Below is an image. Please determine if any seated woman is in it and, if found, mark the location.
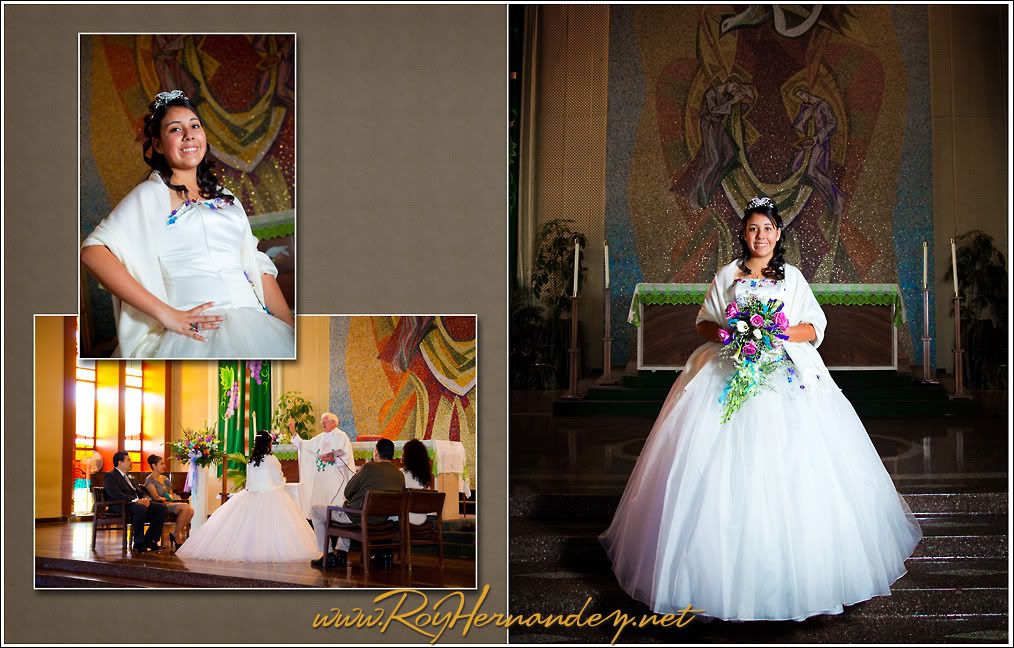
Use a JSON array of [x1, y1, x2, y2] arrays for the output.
[[145, 454, 195, 550], [175, 431, 318, 562], [401, 438, 434, 525]]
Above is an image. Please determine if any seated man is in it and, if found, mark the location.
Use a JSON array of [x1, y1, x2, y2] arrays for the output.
[[103, 451, 168, 552], [311, 438, 405, 568]]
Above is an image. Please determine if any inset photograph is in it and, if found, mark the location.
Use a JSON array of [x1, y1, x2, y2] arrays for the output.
[[35, 314, 476, 589], [78, 34, 296, 359]]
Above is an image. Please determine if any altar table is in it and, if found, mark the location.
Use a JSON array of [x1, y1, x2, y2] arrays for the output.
[[628, 283, 907, 371]]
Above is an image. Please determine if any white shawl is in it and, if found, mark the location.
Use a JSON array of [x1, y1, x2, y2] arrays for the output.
[[81, 172, 277, 357], [675, 260, 834, 395]]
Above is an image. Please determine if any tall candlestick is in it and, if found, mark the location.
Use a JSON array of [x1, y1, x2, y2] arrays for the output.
[[604, 241, 610, 289], [922, 241, 928, 289], [252, 411, 256, 434], [572, 239, 581, 297], [950, 238, 959, 297]]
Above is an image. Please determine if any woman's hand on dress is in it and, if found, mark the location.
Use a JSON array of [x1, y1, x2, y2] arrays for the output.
[[786, 322, 817, 343], [696, 321, 724, 344], [156, 301, 225, 342]]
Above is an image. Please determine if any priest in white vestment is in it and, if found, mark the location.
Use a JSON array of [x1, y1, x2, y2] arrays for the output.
[[291, 412, 357, 554]]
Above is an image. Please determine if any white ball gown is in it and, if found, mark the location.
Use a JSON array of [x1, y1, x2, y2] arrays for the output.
[[147, 197, 294, 359], [599, 271, 923, 621], [176, 455, 318, 562], [82, 173, 294, 359]]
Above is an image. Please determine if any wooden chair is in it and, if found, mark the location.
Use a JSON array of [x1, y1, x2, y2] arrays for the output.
[[405, 488, 446, 570], [90, 486, 130, 552], [325, 490, 407, 575]]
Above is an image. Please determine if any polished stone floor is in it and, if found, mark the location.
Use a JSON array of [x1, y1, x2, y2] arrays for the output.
[[508, 382, 1009, 644]]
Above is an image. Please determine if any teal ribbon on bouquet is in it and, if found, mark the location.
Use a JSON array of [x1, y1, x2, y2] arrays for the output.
[[717, 296, 791, 423]]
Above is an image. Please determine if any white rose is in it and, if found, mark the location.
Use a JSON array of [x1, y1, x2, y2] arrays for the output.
[[753, 328, 762, 339], [736, 320, 749, 333]]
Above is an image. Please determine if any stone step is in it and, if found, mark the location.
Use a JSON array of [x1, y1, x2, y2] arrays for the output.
[[586, 383, 953, 402], [508, 570, 1007, 620], [506, 568, 1008, 644], [507, 615, 1009, 645], [508, 519, 1007, 568], [35, 570, 147, 588], [553, 397, 980, 418], [509, 489, 1008, 520]]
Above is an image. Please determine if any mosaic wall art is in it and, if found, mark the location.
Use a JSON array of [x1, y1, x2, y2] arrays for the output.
[[330, 316, 477, 484], [605, 5, 933, 366]]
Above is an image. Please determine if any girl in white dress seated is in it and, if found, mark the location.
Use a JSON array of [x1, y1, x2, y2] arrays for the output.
[[80, 89, 294, 359], [600, 197, 922, 621], [176, 431, 318, 563]]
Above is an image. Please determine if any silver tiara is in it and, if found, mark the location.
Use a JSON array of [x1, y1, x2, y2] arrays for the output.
[[747, 196, 775, 210], [152, 89, 187, 110]]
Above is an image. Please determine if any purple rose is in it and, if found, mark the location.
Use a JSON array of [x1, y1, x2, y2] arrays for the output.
[[742, 341, 758, 356], [717, 328, 732, 345], [749, 314, 764, 328], [725, 302, 739, 318], [773, 311, 789, 330]]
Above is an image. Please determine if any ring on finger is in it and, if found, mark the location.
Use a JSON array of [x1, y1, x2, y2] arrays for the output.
[[190, 322, 200, 333]]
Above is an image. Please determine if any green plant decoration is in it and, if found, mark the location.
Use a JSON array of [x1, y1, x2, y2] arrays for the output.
[[530, 218, 588, 319], [225, 452, 248, 492], [271, 391, 315, 440], [942, 230, 1008, 389]]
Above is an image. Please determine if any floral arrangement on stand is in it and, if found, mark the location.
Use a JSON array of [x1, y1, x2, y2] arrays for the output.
[[169, 423, 225, 493], [717, 296, 791, 423]]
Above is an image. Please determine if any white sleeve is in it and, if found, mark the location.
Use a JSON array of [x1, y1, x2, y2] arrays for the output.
[[234, 197, 279, 278], [696, 272, 727, 327], [792, 267, 827, 348]]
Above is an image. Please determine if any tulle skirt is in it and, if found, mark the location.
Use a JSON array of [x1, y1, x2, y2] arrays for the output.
[[176, 487, 318, 562], [145, 306, 294, 359], [599, 353, 923, 621]]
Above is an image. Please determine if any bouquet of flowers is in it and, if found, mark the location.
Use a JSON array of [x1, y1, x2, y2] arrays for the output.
[[169, 423, 225, 469], [717, 296, 791, 423]]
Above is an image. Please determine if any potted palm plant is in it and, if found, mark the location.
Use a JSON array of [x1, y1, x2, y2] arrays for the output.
[[511, 218, 588, 388], [942, 230, 1008, 411]]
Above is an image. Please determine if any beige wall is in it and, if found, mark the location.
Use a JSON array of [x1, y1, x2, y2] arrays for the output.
[[929, 4, 1008, 373], [275, 315, 331, 431], [170, 361, 219, 511], [34, 317, 65, 519], [533, 5, 611, 369]]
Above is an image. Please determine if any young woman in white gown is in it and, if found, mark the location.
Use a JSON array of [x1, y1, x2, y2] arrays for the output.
[[176, 431, 318, 562], [80, 90, 294, 359], [600, 197, 923, 621]]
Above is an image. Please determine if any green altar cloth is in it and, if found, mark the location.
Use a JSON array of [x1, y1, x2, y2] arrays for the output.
[[628, 283, 907, 328]]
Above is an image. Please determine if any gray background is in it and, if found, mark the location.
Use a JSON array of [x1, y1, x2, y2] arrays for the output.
[[5, 4, 507, 644]]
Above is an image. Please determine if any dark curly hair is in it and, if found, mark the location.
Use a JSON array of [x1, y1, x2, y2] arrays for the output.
[[250, 430, 273, 467], [736, 199, 786, 280], [402, 438, 432, 488], [141, 93, 233, 203]]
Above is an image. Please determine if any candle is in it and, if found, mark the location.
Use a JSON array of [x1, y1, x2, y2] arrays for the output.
[[572, 238, 581, 297], [604, 241, 610, 289], [922, 241, 928, 289], [950, 238, 959, 297], [252, 411, 256, 434]]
